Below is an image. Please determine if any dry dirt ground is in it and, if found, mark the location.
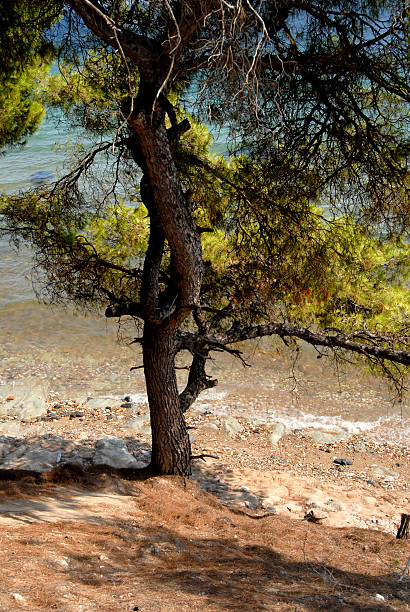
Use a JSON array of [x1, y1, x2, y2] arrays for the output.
[[0, 471, 409, 612]]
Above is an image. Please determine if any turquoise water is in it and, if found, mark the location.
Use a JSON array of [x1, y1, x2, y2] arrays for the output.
[[0, 115, 407, 438], [0, 115, 130, 364], [0, 113, 226, 362]]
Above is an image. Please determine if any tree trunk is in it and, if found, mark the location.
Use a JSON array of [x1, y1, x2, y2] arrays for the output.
[[143, 322, 191, 475], [396, 513, 409, 539]]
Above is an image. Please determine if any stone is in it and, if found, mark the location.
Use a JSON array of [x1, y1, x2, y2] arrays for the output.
[[0, 448, 62, 472], [326, 498, 346, 512], [61, 452, 89, 468], [125, 414, 150, 433], [268, 423, 288, 445], [244, 499, 259, 510], [0, 421, 22, 436], [47, 557, 70, 571], [333, 458, 353, 466], [69, 411, 84, 419], [369, 466, 399, 482], [11, 593, 25, 603], [306, 430, 346, 444], [189, 434, 195, 444], [0, 379, 48, 419], [127, 393, 149, 404], [121, 402, 134, 408], [199, 423, 219, 433], [222, 416, 243, 438], [84, 398, 112, 411], [0, 440, 11, 458], [93, 437, 145, 469], [96, 435, 125, 448]]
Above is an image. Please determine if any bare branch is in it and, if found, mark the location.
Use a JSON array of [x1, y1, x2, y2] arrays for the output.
[[177, 322, 410, 368], [67, 0, 160, 64]]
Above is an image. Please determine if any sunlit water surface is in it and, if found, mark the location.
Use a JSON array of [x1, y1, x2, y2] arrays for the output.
[[0, 115, 407, 442]]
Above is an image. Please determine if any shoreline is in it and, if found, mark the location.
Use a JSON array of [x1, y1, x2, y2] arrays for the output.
[[0, 386, 408, 536]]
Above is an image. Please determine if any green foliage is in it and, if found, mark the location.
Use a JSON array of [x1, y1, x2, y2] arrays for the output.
[[0, 1, 408, 392], [0, 0, 62, 148], [38, 50, 139, 132], [0, 60, 50, 148], [1, 101, 407, 341]]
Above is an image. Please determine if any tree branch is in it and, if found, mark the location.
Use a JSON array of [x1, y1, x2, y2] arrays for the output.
[[177, 322, 410, 367], [67, 0, 160, 65], [105, 301, 142, 318], [179, 350, 218, 413]]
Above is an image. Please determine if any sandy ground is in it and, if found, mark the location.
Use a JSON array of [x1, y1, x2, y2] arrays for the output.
[[0, 473, 409, 611], [0, 414, 409, 611], [0, 352, 409, 610]]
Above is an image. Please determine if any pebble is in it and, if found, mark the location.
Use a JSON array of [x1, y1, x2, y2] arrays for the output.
[[306, 431, 346, 444], [333, 458, 353, 466], [11, 593, 25, 602]]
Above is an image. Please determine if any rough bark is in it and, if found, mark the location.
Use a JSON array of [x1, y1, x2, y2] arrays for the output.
[[128, 94, 203, 475], [130, 107, 203, 326], [177, 323, 410, 367], [143, 322, 191, 475], [179, 351, 218, 413]]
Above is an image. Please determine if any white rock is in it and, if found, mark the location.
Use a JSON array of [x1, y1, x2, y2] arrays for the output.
[[0, 448, 61, 472], [125, 415, 150, 433], [375, 594, 385, 601], [222, 416, 243, 437], [305, 430, 346, 444], [0, 378, 49, 419], [127, 393, 148, 404], [268, 423, 288, 444], [48, 557, 70, 570], [327, 499, 346, 512], [369, 466, 399, 481], [11, 593, 25, 602], [85, 398, 115, 410], [93, 438, 145, 469]]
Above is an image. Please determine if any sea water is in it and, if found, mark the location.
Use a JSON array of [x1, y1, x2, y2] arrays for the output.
[[0, 114, 407, 441]]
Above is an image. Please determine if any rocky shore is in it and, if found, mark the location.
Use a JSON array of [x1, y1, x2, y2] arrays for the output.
[[0, 383, 408, 537]]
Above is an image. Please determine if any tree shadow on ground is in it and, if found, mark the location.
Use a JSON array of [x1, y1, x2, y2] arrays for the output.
[[52, 519, 407, 611], [0, 434, 152, 524], [0, 439, 408, 610]]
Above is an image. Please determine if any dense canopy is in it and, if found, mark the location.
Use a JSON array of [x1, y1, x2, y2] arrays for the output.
[[0, 1, 409, 475]]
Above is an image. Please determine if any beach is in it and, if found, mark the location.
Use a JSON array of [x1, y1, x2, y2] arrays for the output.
[[0, 341, 408, 536]]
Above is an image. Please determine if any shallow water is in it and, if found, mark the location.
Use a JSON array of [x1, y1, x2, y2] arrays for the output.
[[0, 115, 408, 443]]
